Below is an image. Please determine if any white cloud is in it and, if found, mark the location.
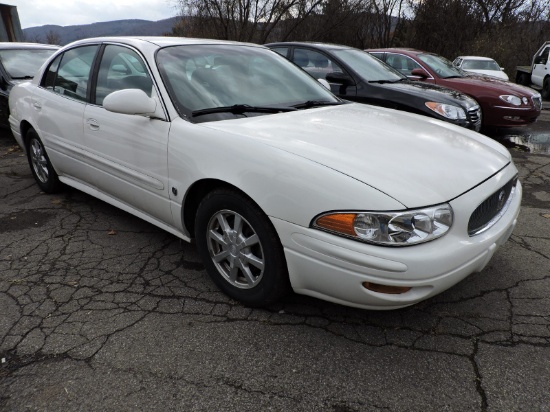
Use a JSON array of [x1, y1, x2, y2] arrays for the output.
[[10, 0, 180, 28]]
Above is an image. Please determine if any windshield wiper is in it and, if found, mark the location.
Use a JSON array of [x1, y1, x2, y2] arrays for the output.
[[292, 100, 344, 109], [192, 104, 297, 117], [369, 79, 407, 84]]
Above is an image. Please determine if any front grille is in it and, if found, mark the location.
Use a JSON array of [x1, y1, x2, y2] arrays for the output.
[[532, 95, 542, 111], [467, 106, 482, 130], [468, 176, 517, 236]]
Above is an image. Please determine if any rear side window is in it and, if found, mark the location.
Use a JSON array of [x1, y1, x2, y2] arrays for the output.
[[41, 45, 99, 102]]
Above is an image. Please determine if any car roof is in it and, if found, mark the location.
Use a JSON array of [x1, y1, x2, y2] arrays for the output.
[[456, 56, 496, 61], [65, 36, 263, 49], [367, 48, 421, 54], [266, 41, 354, 51], [0, 42, 60, 50]]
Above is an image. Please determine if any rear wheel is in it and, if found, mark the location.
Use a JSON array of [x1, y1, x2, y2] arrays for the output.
[[26, 129, 62, 193], [517, 72, 530, 86], [195, 189, 290, 306]]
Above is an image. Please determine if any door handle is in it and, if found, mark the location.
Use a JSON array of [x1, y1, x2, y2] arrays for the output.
[[86, 118, 100, 131]]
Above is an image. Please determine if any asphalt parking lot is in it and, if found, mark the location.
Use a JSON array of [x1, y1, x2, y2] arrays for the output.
[[1, 109, 549, 411]]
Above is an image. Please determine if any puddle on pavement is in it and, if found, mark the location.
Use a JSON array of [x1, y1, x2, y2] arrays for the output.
[[499, 134, 550, 155]]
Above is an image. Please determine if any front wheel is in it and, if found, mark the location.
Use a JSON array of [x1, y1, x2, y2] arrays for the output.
[[26, 129, 62, 193], [195, 189, 290, 306], [542, 77, 550, 100]]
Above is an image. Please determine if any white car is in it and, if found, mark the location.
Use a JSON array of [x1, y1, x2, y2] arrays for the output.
[[9, 37, 521, 310], [453, 56, 510, 81]]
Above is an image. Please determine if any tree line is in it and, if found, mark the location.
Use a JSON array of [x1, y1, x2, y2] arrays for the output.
[[171, 0, 550, 78]]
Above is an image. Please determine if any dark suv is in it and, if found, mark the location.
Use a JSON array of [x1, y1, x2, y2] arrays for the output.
[[266, 42, 482, 131]]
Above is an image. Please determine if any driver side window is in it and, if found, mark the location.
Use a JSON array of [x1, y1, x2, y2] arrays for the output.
[[538, 47, 549, 64], [94, 45, 153, 106], [385, 54, 421, 76], [292, 48, 343, 81]]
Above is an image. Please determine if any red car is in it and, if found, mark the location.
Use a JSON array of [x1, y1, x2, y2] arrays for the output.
[[367, 48, 542, 128]]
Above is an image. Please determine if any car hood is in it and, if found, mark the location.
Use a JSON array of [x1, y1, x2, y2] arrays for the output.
[[375, 80, 479, 108], [443, 75, 535, 96], [202, 103, 510, 208], [463, 70, 509, 81]]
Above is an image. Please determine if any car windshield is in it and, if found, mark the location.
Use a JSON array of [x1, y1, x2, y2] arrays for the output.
[[462, 59, 500, 71], [418, 53, 464, 79], [0, 49, 57, 78], [331, 48, 405, 82], [156, 44, 339, 122]]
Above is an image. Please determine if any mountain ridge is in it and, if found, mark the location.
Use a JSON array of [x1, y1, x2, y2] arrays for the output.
[[22, 17, 179, 45]]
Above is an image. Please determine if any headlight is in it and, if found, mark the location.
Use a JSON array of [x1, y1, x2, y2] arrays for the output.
[[499, 95, 522, 106], [313, 204, 453, 246], [425, 102, 466, 120]]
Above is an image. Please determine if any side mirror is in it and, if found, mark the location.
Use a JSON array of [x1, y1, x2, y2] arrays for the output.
[[326, 71, 354, 85], [410, 68, 429, 79], [104, 89, 157, 116], [317, 78, 330, 89]]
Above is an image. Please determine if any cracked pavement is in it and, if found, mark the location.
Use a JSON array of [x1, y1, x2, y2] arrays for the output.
[[1, 112, 549, 411]]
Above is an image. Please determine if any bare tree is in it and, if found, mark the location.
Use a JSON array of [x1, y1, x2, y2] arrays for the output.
[[175, 0, 328, 43], [368, 0, 407, 47], [171, 0, 550, 73], [45, 30, 61, 45]]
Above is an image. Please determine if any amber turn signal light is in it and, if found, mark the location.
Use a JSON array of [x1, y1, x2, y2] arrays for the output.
[[315, 213, 357, 236]]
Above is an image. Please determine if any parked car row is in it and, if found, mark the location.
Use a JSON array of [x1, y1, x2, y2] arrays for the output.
[[267, 42, 482, 131], [368, 48, 541, 128], [6, 37, 524, 310]]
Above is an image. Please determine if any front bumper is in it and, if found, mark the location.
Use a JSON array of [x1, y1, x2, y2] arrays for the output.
[[271, 166, 522, 310], [483, 104, 540, 127]]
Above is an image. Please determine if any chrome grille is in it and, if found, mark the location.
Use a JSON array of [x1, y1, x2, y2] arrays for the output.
[[467, 106, 482, 130], [532, 95, 542, 111], [468, 176, 517, 236]]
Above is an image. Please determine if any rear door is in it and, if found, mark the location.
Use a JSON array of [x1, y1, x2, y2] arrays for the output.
[[32, 45, 99, 181]]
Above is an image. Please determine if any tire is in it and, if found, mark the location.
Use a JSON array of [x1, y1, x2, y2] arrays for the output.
[[26, 129, 62, 193], [195, 189, 290, 306], [517, 72, 530, 86], [542, 77, 550, 100]]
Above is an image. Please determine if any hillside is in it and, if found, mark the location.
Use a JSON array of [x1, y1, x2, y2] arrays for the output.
[[22, 17, 179, 45]]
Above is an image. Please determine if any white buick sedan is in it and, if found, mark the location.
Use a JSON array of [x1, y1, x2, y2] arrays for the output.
[[9, 37, 521, 310]]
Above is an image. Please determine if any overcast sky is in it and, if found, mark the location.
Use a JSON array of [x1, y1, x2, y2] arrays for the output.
[[11, 0, 179, 28]]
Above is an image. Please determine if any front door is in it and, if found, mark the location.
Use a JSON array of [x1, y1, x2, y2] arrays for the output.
[[83, 44, 173, 226]]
